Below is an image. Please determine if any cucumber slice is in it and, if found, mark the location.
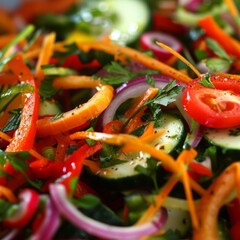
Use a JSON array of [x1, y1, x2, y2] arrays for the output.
[[204, 127, 240, 150], [39, 100, 61, 117], [80, 0, 150, 45], [92, 114, 185, 189]]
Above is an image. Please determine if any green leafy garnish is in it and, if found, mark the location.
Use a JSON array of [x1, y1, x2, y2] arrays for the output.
[[0, 151, 41, 189], [198, 72, 215, 88], [51, 112, 64, 121], [1, 109, 21, 132], [205, 37, 233, 71], [135, 157, 159, 191], [39, 78, 59, 100], [101, 61, 158, 86]]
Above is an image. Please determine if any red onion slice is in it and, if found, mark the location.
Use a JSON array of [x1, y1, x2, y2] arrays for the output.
[[29, 196, 60, 240], [102, 74, 181, 127], [2, 229, 19, 240], [50, 184, 167, 240], [140, 32, 183, 62]]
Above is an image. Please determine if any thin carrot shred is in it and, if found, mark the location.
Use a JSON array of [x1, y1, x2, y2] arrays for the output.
[[35, 32, 56, 83], [156, 42, 201, 78], [235, 164, 240, 199], [137, 174, 179, 225], [0, 131, 12, 142], [77, 41, 193, 84], [224, 0, 239, 17], [53, 76, 101, 89], [0, 186, 17, 203], [69, 131, 205, 196]]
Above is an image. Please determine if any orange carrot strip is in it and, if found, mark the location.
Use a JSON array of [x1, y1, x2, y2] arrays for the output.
[[35, 32, 56, 83], [137, 174, 179, 225], [0, 186, 17, 203], [199, 15, 240, 59], [193, 162, 240, 240], [0, 131, 12, 142], [125, 88, 159, 118], [37, 84, 114, 137], [224, 0, 239, 17], [53, 76, 101, 89], [69, 131, 206, 196], [77, 41, 193, 84], [156, 42, 201, 78]]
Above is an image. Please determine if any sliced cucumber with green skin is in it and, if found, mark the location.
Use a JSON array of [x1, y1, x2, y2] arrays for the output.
[[81, 0, 150, 45], [90, 114, 185, 190], [39, 100, 61, 117], [204, 127, 240, 150]]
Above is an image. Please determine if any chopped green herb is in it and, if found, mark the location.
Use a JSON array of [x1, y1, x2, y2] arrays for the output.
[[39, 78, 59, 100], [2, 108, 21, 133], [198, 72, 215, 88], [51, 112, 64, 121]]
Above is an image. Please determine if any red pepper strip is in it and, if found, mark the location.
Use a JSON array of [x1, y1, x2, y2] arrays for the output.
[[0, 54, 39, 186], [50, 54, 101, 70], [152, 12, 188, 35], [198, 15, 240, 59], [6, 54, 40, 151], [32, 142, 102, 192], [4, 188, 39, 228]]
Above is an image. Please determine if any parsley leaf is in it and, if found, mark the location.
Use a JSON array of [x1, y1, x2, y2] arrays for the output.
[[101, 61, 158, 86], [206, 38, 231, 61], [205, 58, 232, 72], [0, 151, 41, 189], [39, 78, 59, 100], [204, 38, 233, 71], [1, 108, 21, 132], [198, 72, 215, 88]]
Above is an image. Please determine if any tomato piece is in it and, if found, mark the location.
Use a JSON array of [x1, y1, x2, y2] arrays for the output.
[[182, 76, 240, 128]]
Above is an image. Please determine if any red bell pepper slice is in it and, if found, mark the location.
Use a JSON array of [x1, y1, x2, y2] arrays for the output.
[[32, 142, 102, 192], [6, 54, 40, 152], [0, 54, 39, 186]]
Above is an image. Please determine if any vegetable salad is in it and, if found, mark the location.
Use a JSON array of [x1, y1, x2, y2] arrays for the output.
[[0, 0, 240, 239]]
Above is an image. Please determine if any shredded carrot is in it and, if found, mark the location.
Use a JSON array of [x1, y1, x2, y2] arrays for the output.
[[0, 131, 12, 142], [0, 186, 17, 203], [235, 164, 240, 199], [199, 15, 240, 59], [35, 32, 56, 83], [53, 76, 101, 89], [124, 88, 159, 134], [138, 174, 179, 225], [193, 162, 240, 240], [139, 122, 155, 139], [224, 0, 239, 17], [125, 88, 159, 119], [77, 41, 193, 84], [156, 42, 201, 78], [69, 131, 205, 196]]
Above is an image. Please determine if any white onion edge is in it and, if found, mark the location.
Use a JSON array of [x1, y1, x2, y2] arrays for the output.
[[50, 184, 167, 240]]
